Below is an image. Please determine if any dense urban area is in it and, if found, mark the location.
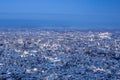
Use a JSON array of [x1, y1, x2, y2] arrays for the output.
[[0, 29, 120, 80]]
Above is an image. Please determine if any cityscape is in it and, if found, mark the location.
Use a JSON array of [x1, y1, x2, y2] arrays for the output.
[[0, 0, 120, 80], [0, 29, 120, 79]]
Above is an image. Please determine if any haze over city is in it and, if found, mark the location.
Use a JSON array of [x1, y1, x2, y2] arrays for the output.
[[0, 0, 120, 29]]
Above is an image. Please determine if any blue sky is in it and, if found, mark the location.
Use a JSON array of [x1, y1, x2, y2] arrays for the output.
[[0, 0, 120, 29]]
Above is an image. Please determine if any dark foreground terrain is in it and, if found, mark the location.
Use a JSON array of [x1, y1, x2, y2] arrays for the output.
[[0, 29, 120, 80]]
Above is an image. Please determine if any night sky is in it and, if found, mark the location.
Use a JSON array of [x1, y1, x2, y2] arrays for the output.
[[0, 0, 120, 29]]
